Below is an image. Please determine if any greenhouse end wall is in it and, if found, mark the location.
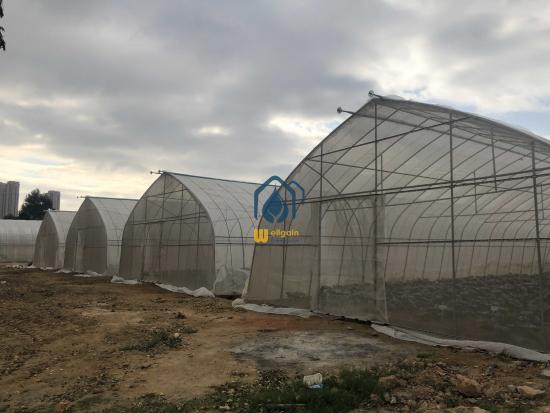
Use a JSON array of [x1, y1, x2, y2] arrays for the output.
[[246, 95, 550, 353], [0, 219, 41, 263], [119, 172, 267, 296], [64, 197, 137, 275], [120, 172, 268, 296], [34, 211, 76, 269], [119, 173, 216, 291]]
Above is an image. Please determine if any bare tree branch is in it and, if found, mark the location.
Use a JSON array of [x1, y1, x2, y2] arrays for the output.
[[0, 0, 5, 51]]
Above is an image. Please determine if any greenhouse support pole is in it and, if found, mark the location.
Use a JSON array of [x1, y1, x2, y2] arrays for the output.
[[449, 112, 458, 337], [176, 179, 185, 274], [195, 208, 201, 274], [314, 142, 324, 311], [373, 102, 380, 315], [280, 186, 290, 300], [541, 184, 545, 220], [140, 188, 149, 277], [491, 129, 497, 191], [530, 141, 546, 348], [158, 173, 167, 275]]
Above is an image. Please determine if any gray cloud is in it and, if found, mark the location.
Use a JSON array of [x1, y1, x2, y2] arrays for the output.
[[1, 0, 549, 205]]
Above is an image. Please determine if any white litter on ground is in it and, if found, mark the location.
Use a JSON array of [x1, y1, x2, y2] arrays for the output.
[[303, 373, 323, 387], [5, 264, 26, 269], [155, 283, 215, 298], [72, 270, 106, 278], [232, 299, 313, 318], [372, 324, 550, 362], [110, 276, 214, 296], [56, 269, 73, 274], [111, 275, 141, 285]]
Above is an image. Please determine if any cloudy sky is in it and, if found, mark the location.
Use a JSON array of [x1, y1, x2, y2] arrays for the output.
[[1, 0, 550, 211]]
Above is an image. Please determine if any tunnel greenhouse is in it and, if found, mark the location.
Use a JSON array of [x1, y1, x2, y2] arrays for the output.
[[0, 219, 41, 263], [64, 197, 137, 275], [246, 93, 550, 353], [119, 172, 267, 296], [33, 210, 76, 269]]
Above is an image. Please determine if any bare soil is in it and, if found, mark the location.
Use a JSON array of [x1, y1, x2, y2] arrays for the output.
[[1, 266, 550, 412]]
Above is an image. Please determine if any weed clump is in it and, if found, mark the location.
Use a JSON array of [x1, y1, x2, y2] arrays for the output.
[[204, 368, 380, 412], [121, 329, 182, 352], [248, 369, 379, 412]]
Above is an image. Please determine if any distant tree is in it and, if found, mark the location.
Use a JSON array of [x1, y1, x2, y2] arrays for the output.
[[18, 189, 52, 220], [0, 0, 5, 51]]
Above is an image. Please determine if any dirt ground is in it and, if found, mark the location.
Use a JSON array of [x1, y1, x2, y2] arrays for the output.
[[1, 266, 550, 413]]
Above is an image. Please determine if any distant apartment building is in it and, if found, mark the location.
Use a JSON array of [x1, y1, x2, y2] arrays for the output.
[[0, 181, 20, 218], [46, 190, 61, 210]]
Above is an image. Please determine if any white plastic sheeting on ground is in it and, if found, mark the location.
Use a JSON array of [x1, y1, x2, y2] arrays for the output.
[[156, 283, 215, 297], [112, 274, 214, 296], [232, 298, 313, 318], [73, 270, 106, 278], [111, 275, 141, 285], [33, 211, 76, 269], [371, 324, 550, 362], [0, 219, 41, 262]]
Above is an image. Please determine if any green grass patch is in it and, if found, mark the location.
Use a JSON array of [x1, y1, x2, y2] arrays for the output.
[[252, 369, 378, 412], [205, 368, 380, 413], [121, 329, 182, 352]]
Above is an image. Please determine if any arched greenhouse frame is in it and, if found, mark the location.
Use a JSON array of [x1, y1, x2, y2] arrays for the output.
[[34, 210, 76, 269], [119, 172, 267, 295], [64, 197, 137, 275], [246, 94, 550, 353]]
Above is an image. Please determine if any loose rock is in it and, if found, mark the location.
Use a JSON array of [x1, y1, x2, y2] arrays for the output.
[[379, 375, 406, 389], [516, 385, 545, 398], [54, 400, 71, 412], [448, 407, 489, 413], [453, 374, 482, 397]]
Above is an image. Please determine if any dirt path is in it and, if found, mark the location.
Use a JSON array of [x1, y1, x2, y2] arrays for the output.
[[1, 267, 550, 412]]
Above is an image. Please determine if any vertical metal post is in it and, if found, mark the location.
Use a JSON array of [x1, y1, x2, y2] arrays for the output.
[[530, 141, 545, 347], [541, 184, 545, 220], [380, 153, 384, 192], [280, 189, 288, 299], [176, 182, 184, 275], [315, 142, 324, 311], [374, 103, 378, 193], [373, 103, 379, 306], [473, 171, 478, 213], [158, 173, 167, 274], [491, 129, 498, 191], [141, 187, 149, 277], [449, 112, 458, 337], [195, 208, 201, 274]]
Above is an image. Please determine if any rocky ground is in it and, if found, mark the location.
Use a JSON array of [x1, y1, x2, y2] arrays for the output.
[[0, 266, 550, 412]]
